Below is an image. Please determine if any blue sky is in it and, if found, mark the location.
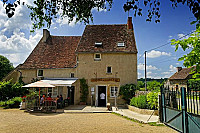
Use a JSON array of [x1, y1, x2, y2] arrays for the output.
[[0, 0, 196, 79]]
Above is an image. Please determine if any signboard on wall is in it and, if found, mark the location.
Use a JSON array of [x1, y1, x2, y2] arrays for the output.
[[91, 78, 120, 82], [91, 87, 94, 92]]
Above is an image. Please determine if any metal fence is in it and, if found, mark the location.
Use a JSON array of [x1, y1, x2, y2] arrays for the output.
[[161, 86, 200, 133], [25, 97, 57, 113]]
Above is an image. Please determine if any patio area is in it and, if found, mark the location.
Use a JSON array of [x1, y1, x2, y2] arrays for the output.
[[64, 105, 111, 113]]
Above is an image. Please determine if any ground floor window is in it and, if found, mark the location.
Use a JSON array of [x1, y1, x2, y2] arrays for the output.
[[48, 87, 58, 98], [110, 86, 118, 97]]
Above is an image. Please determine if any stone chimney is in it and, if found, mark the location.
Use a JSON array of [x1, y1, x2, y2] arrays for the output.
[[42, 29, 50, 43], [127, 17, 133, 30], [177, 67, 182, 72]]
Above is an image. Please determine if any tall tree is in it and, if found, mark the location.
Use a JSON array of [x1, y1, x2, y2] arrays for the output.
[[171, 27, 200, 73], [1, 0, 200, 31], [0, 55, 14, 81]]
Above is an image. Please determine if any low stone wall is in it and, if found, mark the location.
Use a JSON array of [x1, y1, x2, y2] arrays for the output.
[[127, 105, 159, 116]]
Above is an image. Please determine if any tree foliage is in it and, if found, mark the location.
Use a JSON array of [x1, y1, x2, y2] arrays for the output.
[[0, 80, 28, 101], [2, 0, 200, 31], [137, 81, 145, 88], [80, 78, 89, 103], [171, 27, 200, 73], [119, 84, 138, 103], [147, 90, 159, 109], [123, 0, 200, 27], [0, 55, 14, 81], [147, 80, 161, 91], [130, 94, 148, 109]]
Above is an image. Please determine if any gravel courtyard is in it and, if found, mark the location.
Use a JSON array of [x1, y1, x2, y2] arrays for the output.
[[0, 109, 176, 133]]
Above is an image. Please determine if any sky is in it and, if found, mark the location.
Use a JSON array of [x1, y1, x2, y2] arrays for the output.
[[0, 0, 196, 79]]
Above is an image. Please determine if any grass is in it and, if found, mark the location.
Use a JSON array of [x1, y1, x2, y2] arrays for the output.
[[111, 112, 165, 127]]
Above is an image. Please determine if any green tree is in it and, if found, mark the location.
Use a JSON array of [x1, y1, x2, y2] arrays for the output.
[[0, 80, 27, 101], [0, 55, 14, 81], [137, 81, 145, 89], [80, 78, 89, 103], [171, 27, 200, 74], [2, 0, 200, 31], [147, 80, 161, 91], [119, 84, 138, 103]]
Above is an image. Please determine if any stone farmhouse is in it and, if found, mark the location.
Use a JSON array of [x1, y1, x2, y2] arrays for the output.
[[165, 67, 195, 89], [4, 17, 137, 107]]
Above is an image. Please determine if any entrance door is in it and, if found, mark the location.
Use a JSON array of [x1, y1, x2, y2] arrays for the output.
[[68, 86, 75, 105], [98, 86, 106, 107]]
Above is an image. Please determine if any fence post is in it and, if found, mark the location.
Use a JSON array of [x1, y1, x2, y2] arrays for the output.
[[181, 87, 188, 133], [158, 94, 163, 122], [161, 87, 166, 122]]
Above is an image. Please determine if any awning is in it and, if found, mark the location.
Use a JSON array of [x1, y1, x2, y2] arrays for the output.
[[41, 78, 78, 87], [22, 81, 55, 88]]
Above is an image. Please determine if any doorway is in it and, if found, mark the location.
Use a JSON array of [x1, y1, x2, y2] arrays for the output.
[[98, 86, 106, 107], [68, 86, 75, 105]]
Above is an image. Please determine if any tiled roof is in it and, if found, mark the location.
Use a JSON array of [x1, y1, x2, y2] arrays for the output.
[[76, 24, 137, 53], [19, 36, 81, 69], [169, 67, 195, 80]]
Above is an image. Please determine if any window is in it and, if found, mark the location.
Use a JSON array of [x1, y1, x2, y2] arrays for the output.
[[37, 69, 43, 77], [110, 86, 118, 97], [95, 42, 102, 47], [47, 88, 52, 96], [94, 53, 101, 61], [48, 87, 58, 98], [70, 73, 75, 78], [117, 42, 125, 47], [107, 66, 112, 74]]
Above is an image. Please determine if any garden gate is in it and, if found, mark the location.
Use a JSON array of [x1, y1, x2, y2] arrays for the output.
[[161, 86, 200, 133]]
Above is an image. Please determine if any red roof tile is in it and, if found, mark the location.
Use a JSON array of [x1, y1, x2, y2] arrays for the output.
[[169, 67, 195, 80], [76, 24, 137, 53], [20, 36, 81, 69]]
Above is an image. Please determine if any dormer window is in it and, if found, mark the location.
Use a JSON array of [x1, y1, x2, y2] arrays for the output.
[[117, 42, 125, 47], [95, 42, 102, 47], [94, 53, 101, 61]]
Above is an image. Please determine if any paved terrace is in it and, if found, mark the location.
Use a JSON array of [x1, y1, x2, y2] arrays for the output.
[[63, 105, 159, 123]]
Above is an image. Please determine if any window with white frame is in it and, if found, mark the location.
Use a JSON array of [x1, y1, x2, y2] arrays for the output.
[[48, 87, 58, 98], [110, 86, 118, 97], [107, 66, 112, 74], [94, 53, 101, 61], [117, 42, 125, 47], [70, 73, 75, 78], [37, 69, 43, 77]]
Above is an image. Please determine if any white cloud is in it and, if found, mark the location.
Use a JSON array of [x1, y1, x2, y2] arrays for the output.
[[138, 63, 158, 70], [147, 50, 171, 58], [0, 1, 42, 67], [162, 72, 170, 75], [178, 33, 189, 40], [55, 16, 77, 27], [169, 65, 177, 73], [92, 7, 107, 12]]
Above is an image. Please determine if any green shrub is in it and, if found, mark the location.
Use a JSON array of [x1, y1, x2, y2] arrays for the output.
[[147, 81, 161, 91], [139, 88, 145, 91], [0, 101, 6, 106], [12, 97, 22, 103], [137, 95, 148, 109], [6, 99, 15, 105], [80, 78, 89, 103], [119, 84, 138, 103], [147, 91, 159, 109], [130, 94, 148, 109], [130, 97, 137, 107], [0, 80, 28, 101]]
